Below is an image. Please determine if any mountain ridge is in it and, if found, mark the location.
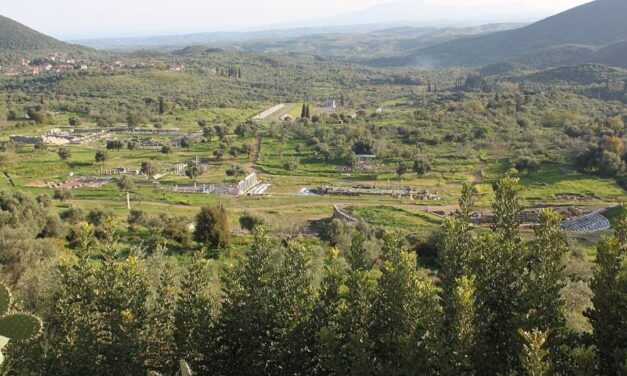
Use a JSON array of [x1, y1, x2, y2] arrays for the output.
[[380, 0, 627, 69]]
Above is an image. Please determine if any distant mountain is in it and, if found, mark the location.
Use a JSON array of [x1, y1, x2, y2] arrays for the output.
[[381, 0, 627, 68], [73, 22, 523, 66], [595, 41, 627, 67], [512, 64, 627, 85], [71, 24, 406, 50], [0, 15, 74, 51]]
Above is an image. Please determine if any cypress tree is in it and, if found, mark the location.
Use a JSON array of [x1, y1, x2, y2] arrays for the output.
[[268, 241, 316, 374], [214, 229, 275, 375], [308, 249, 346, 374], [473, 177, 528, 375], [585, 217, 626, 375], [369, 233, 440, 375], [145, 267, 178, 375], [438, 183, 479, 375], [176, 251, 216, 373], [525, 209, 569, 369], [158, 97, 165, 114], [317, 236, 377, 375]]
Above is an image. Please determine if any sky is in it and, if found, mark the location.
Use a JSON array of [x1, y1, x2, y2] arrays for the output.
[[1, 0, 591, 39]]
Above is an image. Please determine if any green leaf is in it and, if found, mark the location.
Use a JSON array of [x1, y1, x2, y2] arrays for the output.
[[0, 313, 42, 340]]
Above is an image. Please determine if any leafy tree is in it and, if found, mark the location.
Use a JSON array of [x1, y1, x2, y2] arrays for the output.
[[519, 329, 551, 376], [175, 251, 216, 373], [94, 150, 108, 164], [145, 266, 177, 375], [36, 194, 51, 208], [193, 205, 230, 250], [127, 141, 139, 151], [57, 148, 71, 161], [607, 116, 624, 133], [239, 211, 265, 232], [598, 151, 625, 176], [115, 175, 134, 192], [240, 143, 253, 158], [185, 162, 202, 182], [584, 218, 626, 375], [351, 138, 375, 155], [202, 127, 214, 142], [413, 156, 432, 176], [473, 177, 528, 375], [604, 136, 624, 155], [214, 229, 275, 373], [396, 163, 408, 179], [127, 209, 149, 230], [29, 110, 52, 125], [68, 116, 81, 126], [127, 112, 147, 127], [369, 233, 440, 375], [59, 205, 83, 224], [282, 159, 299, 171], [268, 241, 316, 373], [225, 164, 245, 180], [525, 209, 569, 366], [180, 136, 194, 150], [344, 151, 358, 171], [214, 125, 228, 140], [515, 156, 541, 175], [443, 275, 479, 376], [141, 161, 156, 179], [53, 189, 72, 202], [438, 183, 478, 375], [161, 145, 172, 154], [106, 140, 124, 151]]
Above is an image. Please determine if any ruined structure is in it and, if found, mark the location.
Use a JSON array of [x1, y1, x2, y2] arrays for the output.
[[237, 172, 259, 195], [333, 205, 360, 224]]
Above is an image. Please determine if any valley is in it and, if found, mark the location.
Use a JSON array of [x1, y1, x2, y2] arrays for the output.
[[0, 1, 625, 375]]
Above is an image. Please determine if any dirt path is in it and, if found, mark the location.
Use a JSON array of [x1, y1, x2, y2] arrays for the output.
[[473, 161, 486, 183], [247, 135, 262, 169], [268, 103, 298, 121]]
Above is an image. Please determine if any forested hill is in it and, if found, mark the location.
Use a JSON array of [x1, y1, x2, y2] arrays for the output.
[[379, 0, 627, 68], [0, 15, 78, 51]]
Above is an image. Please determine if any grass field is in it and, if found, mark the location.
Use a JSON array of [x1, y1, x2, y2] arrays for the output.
[[0, 97, 624, 265]]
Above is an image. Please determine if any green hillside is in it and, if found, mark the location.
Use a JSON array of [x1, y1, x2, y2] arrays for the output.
[[383, 0, 627, 68], [0, 15, 71, 51]]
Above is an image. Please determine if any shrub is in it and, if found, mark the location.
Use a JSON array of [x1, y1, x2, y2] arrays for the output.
[[194, 206, 230, 250], [239, 212, 265, 232]]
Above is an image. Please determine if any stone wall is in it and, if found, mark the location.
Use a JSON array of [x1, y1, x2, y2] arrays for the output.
[[333, 205, 360, 224]]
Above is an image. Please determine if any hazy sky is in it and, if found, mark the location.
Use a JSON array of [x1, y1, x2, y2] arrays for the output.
[[1, 0, 591, 39]]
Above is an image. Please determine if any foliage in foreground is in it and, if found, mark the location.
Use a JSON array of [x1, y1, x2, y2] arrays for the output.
[[1, 178, 625, 376]]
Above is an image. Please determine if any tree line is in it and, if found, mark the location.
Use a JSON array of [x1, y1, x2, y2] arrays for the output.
[[1, 178, 625, 375]]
